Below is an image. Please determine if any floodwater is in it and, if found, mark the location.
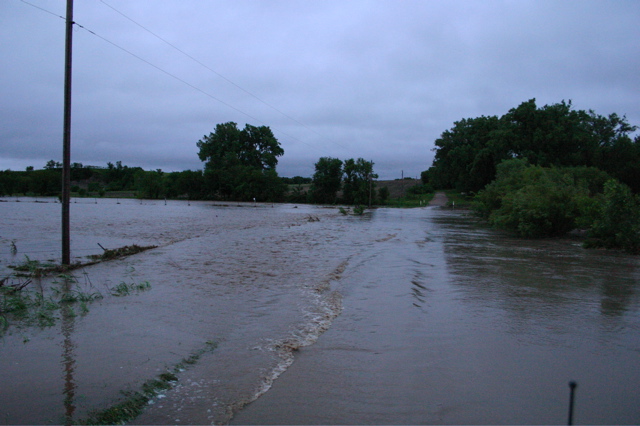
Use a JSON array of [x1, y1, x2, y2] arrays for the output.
[[1, 198, 639, 424]]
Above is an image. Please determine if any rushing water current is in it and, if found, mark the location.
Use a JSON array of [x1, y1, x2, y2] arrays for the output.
[[1, 198, 639, 424]]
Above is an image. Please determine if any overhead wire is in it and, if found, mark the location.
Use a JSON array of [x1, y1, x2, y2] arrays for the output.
[[97, 0, 356, 156], [15, 0, 342, 159]]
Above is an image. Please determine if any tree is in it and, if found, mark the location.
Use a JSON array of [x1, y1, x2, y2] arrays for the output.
[[196, 122, 285, 201], [429, 99, 639, 194], [429, 115, 504, 192], [175, 170, 205, 200], [597, 134, 640, 193], [197, 122, 283, 172], [45, 160, 61, 170], [377, 186, 390, 205], [342, 158, 377, 205], [310, 157, 343, 204], [135, 169, 164, 199]]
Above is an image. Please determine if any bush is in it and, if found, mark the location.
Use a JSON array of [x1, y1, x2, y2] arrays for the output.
[[474, 159, 610, 238], [586, 180, 640, 253]]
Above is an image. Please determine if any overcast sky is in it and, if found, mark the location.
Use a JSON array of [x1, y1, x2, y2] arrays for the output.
[[2, 0, 639, 179]]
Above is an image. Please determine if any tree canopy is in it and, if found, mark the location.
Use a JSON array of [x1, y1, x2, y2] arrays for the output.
[[196, 122, 285, 201], [342, 158, 377, 205], [428, 99, 639, 193], [309, 157, 377, 205], [310, 157, 343, 204]]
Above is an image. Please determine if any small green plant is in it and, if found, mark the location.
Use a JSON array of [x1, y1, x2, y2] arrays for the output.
[[353, 205, 365, 215], [338, 206, 348, 215], [9, 255, 57, 278], [110, 280, 151, 297], [111, 282, 131, 297]]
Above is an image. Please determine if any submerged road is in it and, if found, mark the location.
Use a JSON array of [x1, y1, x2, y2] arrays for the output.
[[428, 191, 448, 207], [231, 205, 640, 425]]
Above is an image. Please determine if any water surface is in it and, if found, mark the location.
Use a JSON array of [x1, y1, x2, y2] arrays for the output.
[[1, 199, 639, 424]]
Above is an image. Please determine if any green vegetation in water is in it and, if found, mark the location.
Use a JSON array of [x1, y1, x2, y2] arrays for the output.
[[0, 274, 103, 333], [79, 341, 218, 425], [423, 98, 640, 252], [110, 280, 151, 297], [471, 159, 640, 253], [9, 255, 59, 278], [338, 205, 367, 215], [1, 271, 153, 334]]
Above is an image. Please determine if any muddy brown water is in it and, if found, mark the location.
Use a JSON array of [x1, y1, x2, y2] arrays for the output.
[[1, 198, 639, 424]]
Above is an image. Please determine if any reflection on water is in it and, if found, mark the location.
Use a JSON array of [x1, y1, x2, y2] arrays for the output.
[[61, 277, 77, 426], [436, 211, 640, 339]]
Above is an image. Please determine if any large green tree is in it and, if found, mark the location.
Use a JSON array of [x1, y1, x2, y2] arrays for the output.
[[429, 99, 639, 193], [310, 157, 343, 204], [342, 158, 377, 205], [197, 122, 285, 201]]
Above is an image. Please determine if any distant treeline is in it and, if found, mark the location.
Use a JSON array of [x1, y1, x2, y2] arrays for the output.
[[425, 99, 640, 252], [0, 121, 428, 206], [0, 161, 312, 201]]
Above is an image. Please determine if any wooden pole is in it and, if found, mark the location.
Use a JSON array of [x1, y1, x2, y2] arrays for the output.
[[61, 0, 74, 265], [568, 381, 577, 425]]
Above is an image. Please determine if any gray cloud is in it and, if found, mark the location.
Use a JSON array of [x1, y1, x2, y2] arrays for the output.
[[1, 0, 639, 179]]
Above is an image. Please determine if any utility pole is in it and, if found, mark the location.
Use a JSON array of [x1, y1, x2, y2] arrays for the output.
[[368, 159, 373, 208], [61, 0, 74, 265]]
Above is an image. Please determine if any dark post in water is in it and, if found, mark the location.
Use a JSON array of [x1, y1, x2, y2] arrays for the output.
[[568, 381, 577, 425], [62, 0, 74, 265]]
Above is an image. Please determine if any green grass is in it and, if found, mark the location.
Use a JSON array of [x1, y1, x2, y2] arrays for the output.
[[1, 275, 151, 335], [110, 280, 151, 297]]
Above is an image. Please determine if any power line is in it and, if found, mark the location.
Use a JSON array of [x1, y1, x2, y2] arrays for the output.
[[15, 0, 330, 158], [76, 24, 333, 157], [19, 0, 65, 19], [97, 0, 356, 156]]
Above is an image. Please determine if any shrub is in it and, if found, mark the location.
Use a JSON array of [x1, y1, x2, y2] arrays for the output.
[[586, 180, 640, 253], [474, 160, 610, 238]]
